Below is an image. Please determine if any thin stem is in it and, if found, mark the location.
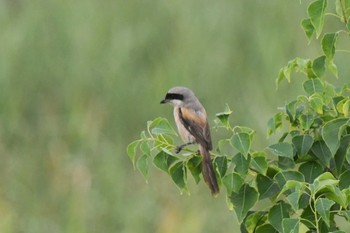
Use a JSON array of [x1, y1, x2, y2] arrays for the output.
[[147, 126, 154, 140], [248, 167, 260, 174], [336, 29, 350, 35], [329, 210, 342, 214], [210, 151, 223, 157], [300, 218, 317, 229], [308, 191, 319, 233], [325, 12, 342, 19], [336, 49, 350, 53]]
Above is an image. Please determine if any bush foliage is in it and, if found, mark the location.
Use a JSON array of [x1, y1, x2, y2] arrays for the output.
[[128, 1, 350, 232]]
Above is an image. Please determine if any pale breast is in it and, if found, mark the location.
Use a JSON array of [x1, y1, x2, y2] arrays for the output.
[[174, 107, 196, 143]]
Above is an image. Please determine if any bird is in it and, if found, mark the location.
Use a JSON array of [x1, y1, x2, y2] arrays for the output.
[[160, 86, 219, 196]]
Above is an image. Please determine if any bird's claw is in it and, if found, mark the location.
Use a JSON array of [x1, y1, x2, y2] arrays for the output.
[[175, 146, 182, 154]]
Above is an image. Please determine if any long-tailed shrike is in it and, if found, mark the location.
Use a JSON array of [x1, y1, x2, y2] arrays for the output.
[[160, 86, 219, 195]]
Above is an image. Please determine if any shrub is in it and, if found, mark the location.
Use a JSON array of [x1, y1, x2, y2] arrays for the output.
[[127, 1, 350, 232]]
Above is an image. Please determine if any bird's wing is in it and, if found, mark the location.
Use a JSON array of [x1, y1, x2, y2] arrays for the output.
[[178, 107, 212, 150]]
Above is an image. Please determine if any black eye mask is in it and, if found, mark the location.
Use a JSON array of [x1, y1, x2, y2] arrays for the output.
[[165, 93, 184, 101]]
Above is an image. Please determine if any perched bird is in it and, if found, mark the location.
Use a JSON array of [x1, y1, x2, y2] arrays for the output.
[[160, 86, 219, 195]]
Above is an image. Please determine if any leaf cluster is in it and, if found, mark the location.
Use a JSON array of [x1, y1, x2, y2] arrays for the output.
[[127, 1, 350, 232]]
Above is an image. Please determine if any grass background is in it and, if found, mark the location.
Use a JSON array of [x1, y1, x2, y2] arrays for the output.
[[0, 0, 349, 232]]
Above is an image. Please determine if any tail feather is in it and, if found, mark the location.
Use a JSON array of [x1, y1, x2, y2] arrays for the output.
[[199, 145, 219, 196]]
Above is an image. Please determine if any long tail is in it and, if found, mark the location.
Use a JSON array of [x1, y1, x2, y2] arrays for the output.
[[199, 145, 219, 196]]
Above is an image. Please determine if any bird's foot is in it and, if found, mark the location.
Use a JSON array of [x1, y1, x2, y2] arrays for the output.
[[175, 146, 182, 154], [175, 142, 193, 154]]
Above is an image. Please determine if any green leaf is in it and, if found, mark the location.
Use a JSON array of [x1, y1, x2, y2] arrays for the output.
[[215, 104, 232, 128], [301, 18, 315, 41], [160, 147, 174, 156], [127, 140, 140, 167], [267, 142, 295, 159], [298, 161, 324, 183], [274, 171, 305, 189], [278, 157, 295, 170], [266, 165, 280, 179], [140, 141, 151, 156], [277, 68, 286, 87], [230, 184, 259, 223], [153, 151, 177, 174], [346, 146, 350, 164], [286, 190, 302, 211], [340, 209, 350, 221], [279, 180, 306, 194], [327, 59, 339, 78], [336, 0, 350, 21], [267, 112, 283, 136], [307, 0, 327, 38], [292, 135, 314, 157], [243, 211, 267, 233], [286, 100, 298, 123], [302, 78, 323, 96], [255, 224, 278, 233], [342, 99, 350, 117], [154, 134, 174, 149], [231, 132, 251, 158], [325, 186, 347, 208], [277, 58, 317, 85], [300, 206, 315, 229], [315, 198, 335, 227], [335, 96, 346, 108], [299, 114, 315, 130], [235, 126, 255, 135], [250, 153, 268, 175], [149, 117, 177, 135], [322, 33, 339, 60], [153, 151, 169, 173], [281, 60, 296, 83], [311, 141, 332, 167], [214, 156, 227, 178], [339, 170, 350, 190], [312, 55, 326, 78], [140, 130, 147, 140], [310, 172, 339, 197], [169, 162, 188, 194], [232, 153, 250, 176], [347, 16, 350, 30], [314, 171, 336, 183], [282, 218, 299, 233], [297, 95, 309, 108], [336, 98, 348, 114], [298, 193, 310, 209], [277, 181, 306, 210], [345, 189, 350, 209], [309, 93, 324, 114], [334, 134, 350, 176], [322, 118, 350, 155], [187, 156, 202, 184], [268, 202, 291, 232], [298, 58, 316, 78], [290, 130, 302, 138], [136, 154, 149, 181], [216, 139, 231, 154], [223, 172, 244, 194], [256, 174, 280, 200], [337, 99, 350, 117]]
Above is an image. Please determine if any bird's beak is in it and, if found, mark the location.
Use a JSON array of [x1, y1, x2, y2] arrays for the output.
[[160, 99, 168, 104]]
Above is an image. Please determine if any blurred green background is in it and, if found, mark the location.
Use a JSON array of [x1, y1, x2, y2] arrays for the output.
[[0, 0, 349, 232]]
